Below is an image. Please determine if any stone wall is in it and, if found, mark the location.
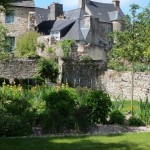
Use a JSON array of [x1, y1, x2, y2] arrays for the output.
[[62, 60, 107, 89], [112, 20, 124, 31], [0, 59, 38, 83], [101, 70, 150, 100], [0, 6, 34, 37]]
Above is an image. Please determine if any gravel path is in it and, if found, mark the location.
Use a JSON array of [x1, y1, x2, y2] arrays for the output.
[[88, 125, 150, 135]]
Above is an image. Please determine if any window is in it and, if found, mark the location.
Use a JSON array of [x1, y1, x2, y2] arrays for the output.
[[6, 37, 15, 52], [105, 26, 111, 33], [5, 11, 14, 23]]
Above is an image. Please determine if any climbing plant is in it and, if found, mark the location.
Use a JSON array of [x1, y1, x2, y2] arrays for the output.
[[60, 40, 75, 59]]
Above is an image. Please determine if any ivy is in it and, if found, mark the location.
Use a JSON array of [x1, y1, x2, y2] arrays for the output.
[[60, 40, 75, 59]]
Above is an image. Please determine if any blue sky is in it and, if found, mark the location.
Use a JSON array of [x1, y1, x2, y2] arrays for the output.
[[35, 0, 149, 14]]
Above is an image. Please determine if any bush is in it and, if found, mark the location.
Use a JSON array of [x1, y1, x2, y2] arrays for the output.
[[43, 85, 78, 132], [0, 111, 32, 137], [128, 117, 145, 127], [84, 90, 112, 125], [37, 58, 59, 82], [109, 110, 125, 125], [74, 106, 90, 132], [15, 31, 40, 58]]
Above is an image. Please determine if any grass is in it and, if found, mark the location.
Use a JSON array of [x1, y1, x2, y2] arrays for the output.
[[121, 100, 140, 114], [1, 133, 150, 150]]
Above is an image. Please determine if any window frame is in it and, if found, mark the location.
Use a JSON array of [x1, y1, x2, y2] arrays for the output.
[[5, 10, 15, 24]]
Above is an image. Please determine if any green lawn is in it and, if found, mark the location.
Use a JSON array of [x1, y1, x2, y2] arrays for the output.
[[1, 133, 150, 150], [121, 100, 140, 114]]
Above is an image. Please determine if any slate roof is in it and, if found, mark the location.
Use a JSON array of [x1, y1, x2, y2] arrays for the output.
[[37, 0, 125, 43], [51, 19, 76, 31], [86, 1, 125, 22], [10, 0, 35, 8], [37, 19, 76, 35], [64, 8, 88, 19], [35, 7, 49, 25], [62, 19, 85, 41]]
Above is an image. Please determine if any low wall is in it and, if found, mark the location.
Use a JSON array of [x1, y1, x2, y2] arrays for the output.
[[101, 70, 150, 100], [0, 59, 38, 83], [62, 60, 107, 89]]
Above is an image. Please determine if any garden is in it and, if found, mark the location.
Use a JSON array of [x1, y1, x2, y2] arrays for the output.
[[0, 81, 150, 137]]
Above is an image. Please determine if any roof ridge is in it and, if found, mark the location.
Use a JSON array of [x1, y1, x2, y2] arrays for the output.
[[65, 8, 81, 13]]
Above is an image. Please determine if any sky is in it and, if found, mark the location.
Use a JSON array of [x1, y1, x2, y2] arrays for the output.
[[35, 0, 149, 14]]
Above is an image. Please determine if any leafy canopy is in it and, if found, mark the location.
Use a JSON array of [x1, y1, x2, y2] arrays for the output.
[[109, 4, 150, 64]]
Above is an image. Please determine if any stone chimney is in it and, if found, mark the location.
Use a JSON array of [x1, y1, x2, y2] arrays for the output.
[[112, 0, 120, 7], [48, 2, 63, 20], [79, 0, 90, 11]]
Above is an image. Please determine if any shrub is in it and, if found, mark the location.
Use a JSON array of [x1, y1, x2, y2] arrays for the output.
[[37, 58, 59, 82], [109, 110, 125, 125], [0, 111, 32, 137], [43, 85, 78, 132], [128, 117, 145, 126], [84, 90, 112, 125], [74, 106, 90, 132], [138, 98, 150, 126], [15, 31, 40, 58]]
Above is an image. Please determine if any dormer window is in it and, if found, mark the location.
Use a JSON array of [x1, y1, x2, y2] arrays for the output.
[[5, 10, 14, 23]]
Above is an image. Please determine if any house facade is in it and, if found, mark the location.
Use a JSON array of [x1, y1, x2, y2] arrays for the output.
[[37, 0, 125, 62], [0, 0, 125, 60], [0, 0, 48, 51]]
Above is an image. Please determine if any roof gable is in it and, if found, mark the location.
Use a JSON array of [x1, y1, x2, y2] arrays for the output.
[[86, 1, 125, 22]]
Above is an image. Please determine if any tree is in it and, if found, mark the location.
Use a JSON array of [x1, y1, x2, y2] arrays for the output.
[[109, 4, 150, 116], [0, 0, 13, 12]]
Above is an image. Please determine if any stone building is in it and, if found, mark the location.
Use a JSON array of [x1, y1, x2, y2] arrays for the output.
[[37, 0, 125, 62], [0, 0, 48, 51], [0, 0, 125, 88], [0, 0, 125, 57]]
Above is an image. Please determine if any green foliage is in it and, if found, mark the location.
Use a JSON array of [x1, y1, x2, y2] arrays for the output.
[[80, 54, 92, 62], [47, 47, 55, 54], [128, 117, 145, 127], [109, 110, 125, 125], [0, 84, 33, 136], [0, 24, 11, 60], [15, 31, 40, 58], [111, 95, 124, 112], [109, 4, 150, 67], [37, 58, 59, 82], [74, 106, 90, 132], [84, 90, 112, 124], [0, 111, 31, 137], [138, 98, 150, 126], [0, 0, 13, 11], [43, 85, 78, 132], [60, 40, 75, 59], [108, 60, 150, 72]]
